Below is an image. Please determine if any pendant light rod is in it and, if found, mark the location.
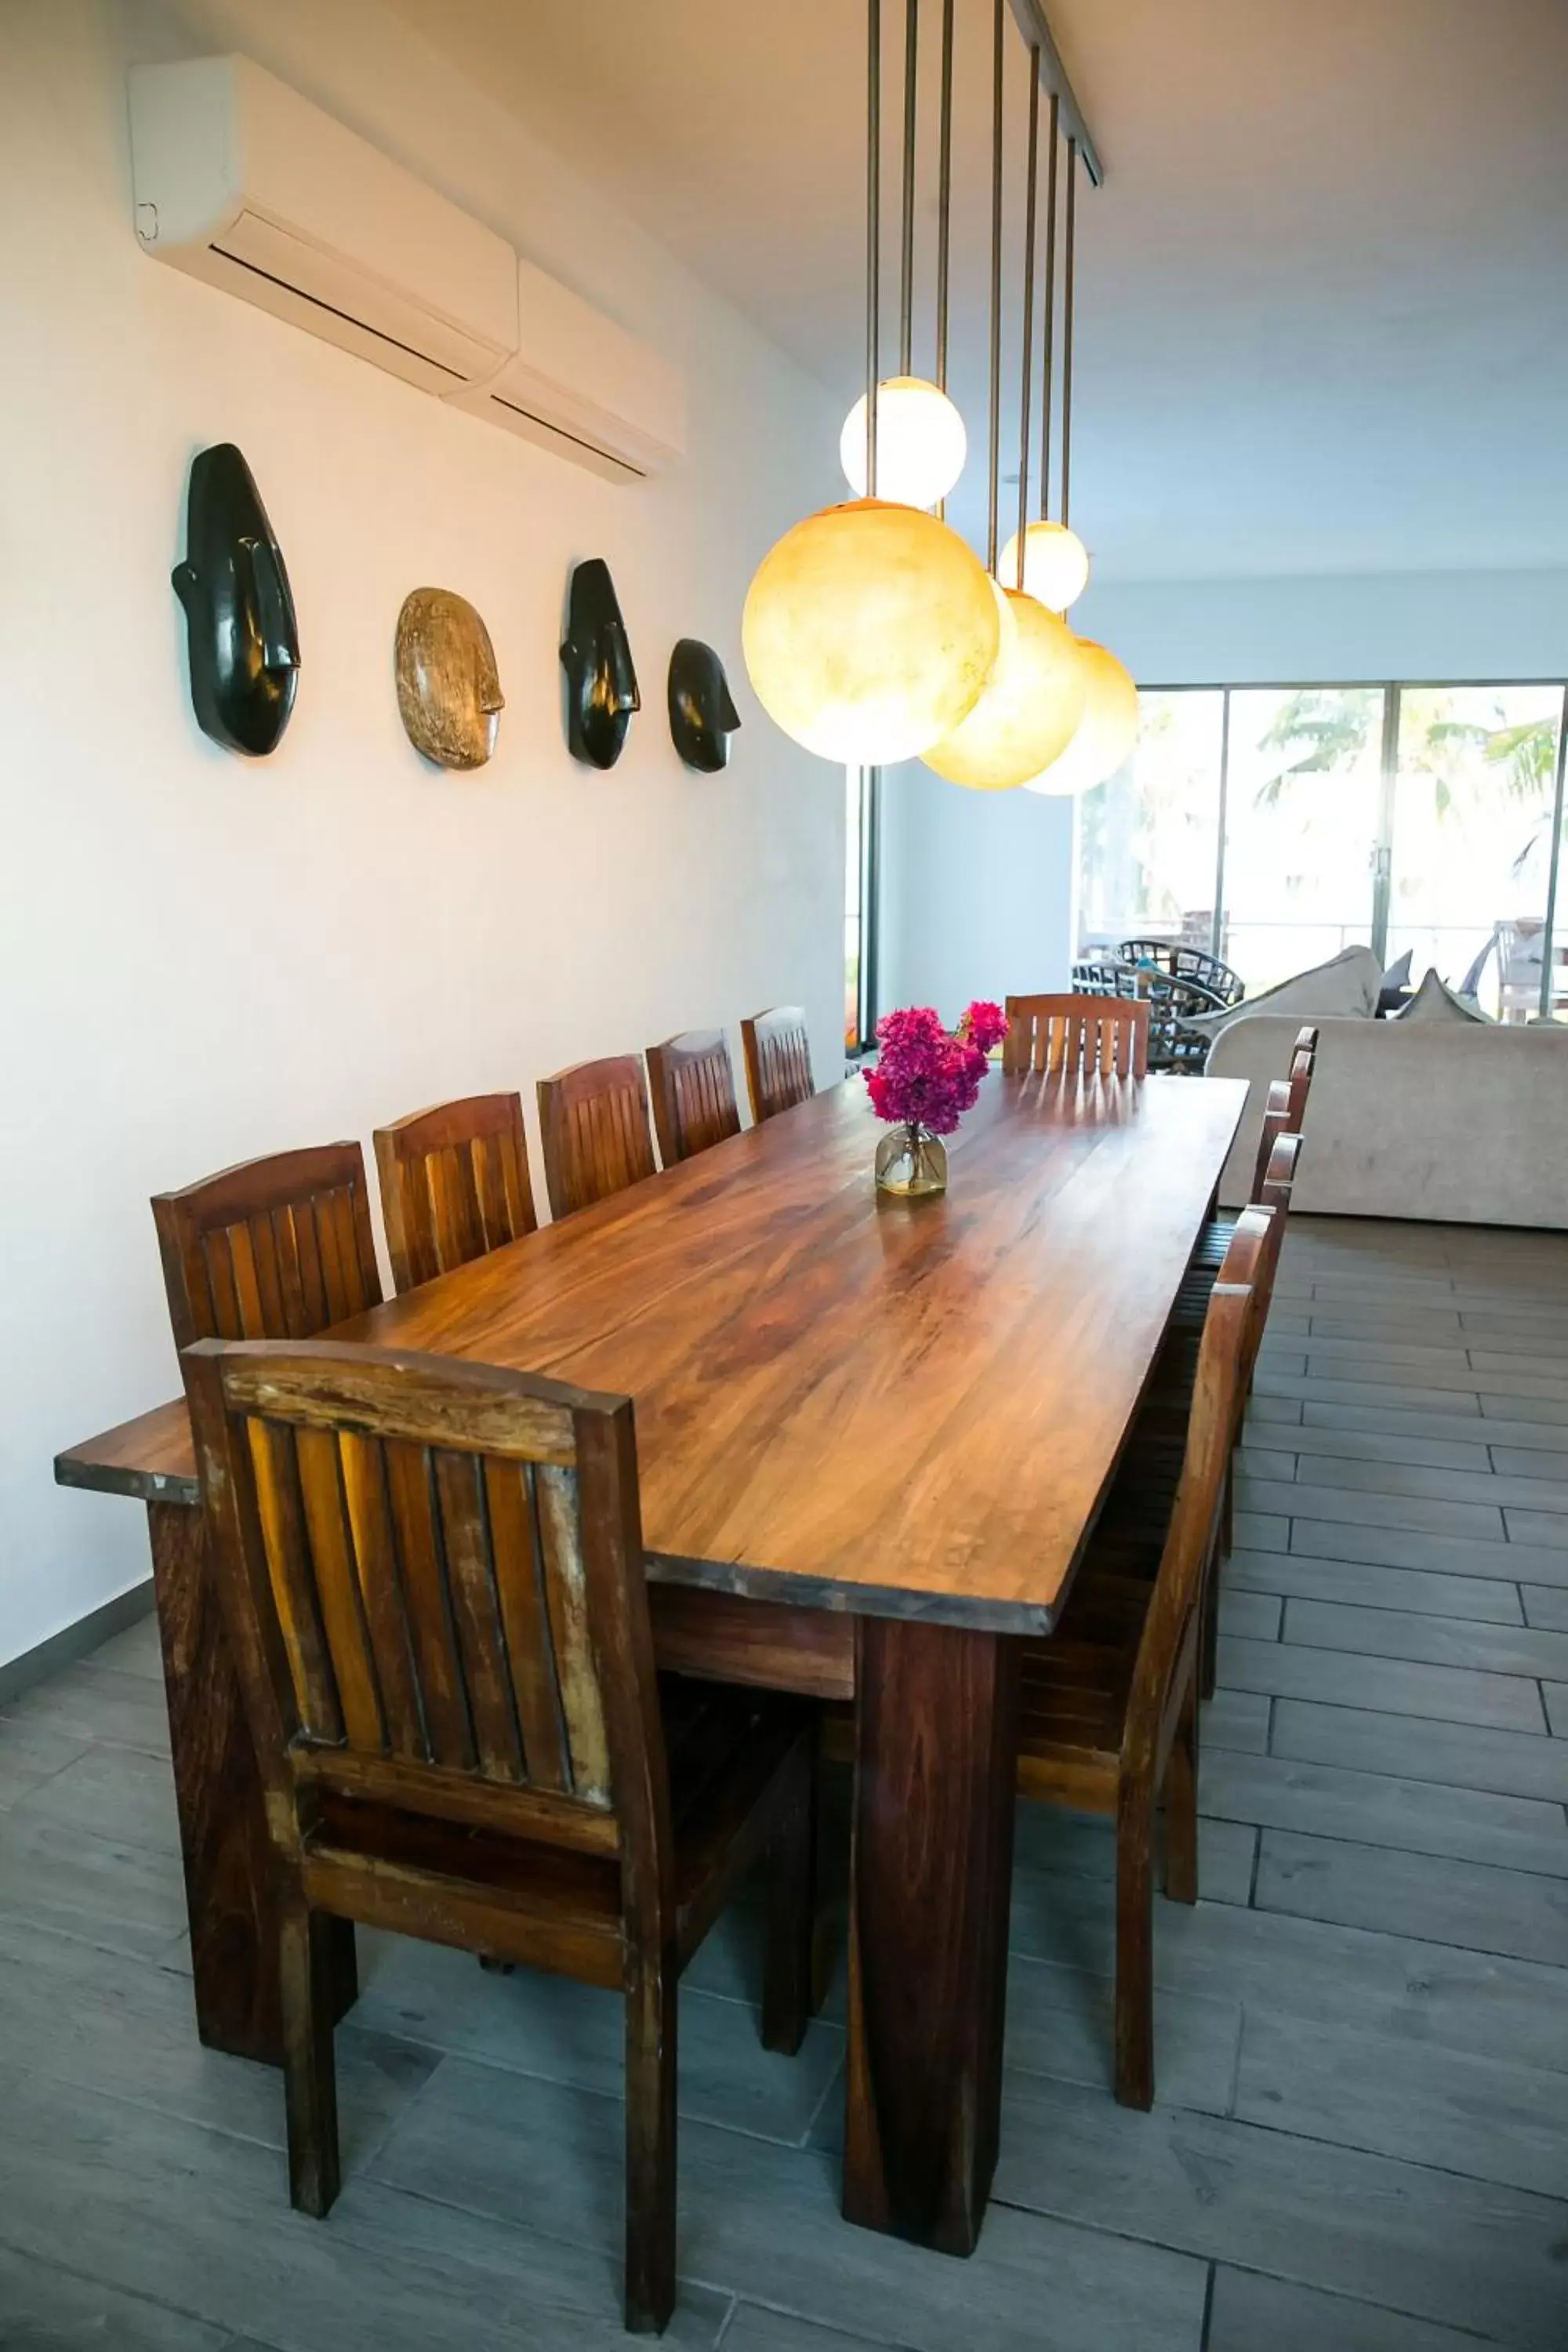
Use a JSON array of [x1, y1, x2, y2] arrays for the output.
[[1003, 0, 1103, 184], [935, 0, 953, 391], [1014, 49, 1039, 586], [1039, 88, 1058, 521], [866, 0, 880, 497], [1060, 132, 1076, 530], [898, 0, 917, 374], [985, 0, 1004, 574]]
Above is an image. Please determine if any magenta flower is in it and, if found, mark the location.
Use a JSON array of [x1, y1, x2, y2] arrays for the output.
[[862, 1000, 1001, 1137]]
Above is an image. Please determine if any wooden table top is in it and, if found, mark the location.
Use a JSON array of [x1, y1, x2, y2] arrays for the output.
[[56, 1072, 1244, 1634]]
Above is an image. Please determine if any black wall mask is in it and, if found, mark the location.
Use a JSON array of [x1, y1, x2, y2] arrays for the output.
[[668, 639, 741, 772], [172, 443, 299, 757], [559, 558, 639, 769]]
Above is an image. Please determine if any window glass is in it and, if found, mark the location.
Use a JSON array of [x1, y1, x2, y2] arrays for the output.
[[1076, 690, 1225, 958], [1221, 688, 1385, 994]]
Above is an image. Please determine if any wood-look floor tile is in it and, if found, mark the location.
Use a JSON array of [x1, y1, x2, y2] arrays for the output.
[[1237, 1475, 1506, 1543], [1305, 1398, 1568, 1451], [1270, 1697, 1568, 1803], [1200, 1747, 1568, 1879], [1217, 1634, 1543, 1731], [1225, 1545, 1525, 1623], [1235, 2007, 1568, 2197], [1205, 2264, 1504, 2352], [1544, 1682, 1568, 1736], [1217, 1589, 1283, 1640], [1254, 1828, 1568, 1967], [1284, 1515, 1568, 1588], [1260, 1370, 1484, 1416], [1203, 1686, 1273, 1755], [1507, 1505, 1568, 1545], [1520, 1585, 1568, 1630], [1294, 1454, 1568, 1514], [1258, 1423, 1494, 1474], [1282, 1596, 1568, 1685]]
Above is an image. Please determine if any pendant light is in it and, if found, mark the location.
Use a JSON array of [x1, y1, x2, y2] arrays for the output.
[[743, 0, 999, 766], [840, 0, 967, 508], [999, 89, 1090, 614], [1024, 134, 1139, 797], [923, 13, 1084, 793]]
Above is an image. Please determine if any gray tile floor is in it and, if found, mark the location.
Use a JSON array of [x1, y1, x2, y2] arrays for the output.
[[3, 1217, 1567, 2349]]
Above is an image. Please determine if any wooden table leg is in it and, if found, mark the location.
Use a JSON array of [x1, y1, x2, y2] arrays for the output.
[[843, 1617, 1018, 2255], [147, 1501, 356, 2065]]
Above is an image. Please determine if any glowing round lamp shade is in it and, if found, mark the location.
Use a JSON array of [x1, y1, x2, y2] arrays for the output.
[[998, 518, 1091, 613], [840, 376, 968, 508], [742, 499, 1001, 765], [1023, 640, 1140, 797], [922, 588, 1087, 792]]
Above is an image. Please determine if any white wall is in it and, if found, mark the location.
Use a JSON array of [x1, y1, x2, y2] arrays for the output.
[[0, 0, 843, 1668], [880, 564, 1568, 1018]]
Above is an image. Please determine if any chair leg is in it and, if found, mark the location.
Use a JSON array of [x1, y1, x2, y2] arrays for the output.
[[623, 1951, 677, 2335], [760, 1746, 817, 2056], [1114, 1790, 1156, 2112], [1163, 1675, 1200, 1907], [279, 1886, 341, 2218]]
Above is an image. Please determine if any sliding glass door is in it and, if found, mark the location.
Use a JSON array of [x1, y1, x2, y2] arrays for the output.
[[1075, 680, 1568, 1021]]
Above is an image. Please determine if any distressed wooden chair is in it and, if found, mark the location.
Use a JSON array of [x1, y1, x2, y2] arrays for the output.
[[740, 1007, 815, 1124], [1002, 993, 1150, 1080], [184, 1338, 818, 2336], [645, 1029, 742, 1167], [153, 1142, 383, 1352], [1014, 1209, 1267, 2111], [373, 1092, 537, 1294], [538, 1056, 657, 1221]]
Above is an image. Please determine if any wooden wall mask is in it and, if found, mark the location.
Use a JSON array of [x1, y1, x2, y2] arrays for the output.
[[559, 557, 639, 769], [668, 638, 741, 771], [172, 442, 299, 757], [395, 588, 505, 770]]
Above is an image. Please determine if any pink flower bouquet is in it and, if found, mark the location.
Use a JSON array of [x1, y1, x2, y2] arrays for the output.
[[864, 1000, 1007, 1137]]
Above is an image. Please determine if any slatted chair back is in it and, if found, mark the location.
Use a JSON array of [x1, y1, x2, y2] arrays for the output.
[[1003, 993, 1150, 1080], [154, 1144, 383, 1357], [374, 1093, 537, 1294], [1248, 1077, 1294, 1202], [183, 1338, 666, 1875], [645, 1029, 742, 1167], [740, 1007, 815, 1124], [537, 1055, 657, 1221], [1122, 1210, 1266, 1777]]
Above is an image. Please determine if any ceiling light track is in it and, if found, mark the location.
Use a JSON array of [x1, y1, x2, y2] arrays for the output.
[[1003, 0, 1102, 185]]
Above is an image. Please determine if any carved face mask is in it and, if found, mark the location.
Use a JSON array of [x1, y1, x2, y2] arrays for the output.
[[394, 588, 505, 770], [667, 638, 741, 772], [560, 558, 639, 769], [172, 444, 300, 757]]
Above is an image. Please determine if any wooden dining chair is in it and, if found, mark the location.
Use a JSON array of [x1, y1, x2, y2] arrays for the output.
[[538, 1056, 658, 1221], [1286, 1022, 1319, 1134], [645, 1029, 742, 1167], [1014, 1209, 1268, 2111], [183, 1336, 819, 2335], [373, 1093, 537, 1294], [1003, 993, 1150, 1080], [153, 1142, 383, 1352], [740, 1007, 815, 1124]]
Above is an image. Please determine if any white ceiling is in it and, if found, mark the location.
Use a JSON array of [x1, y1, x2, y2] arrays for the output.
[[382, 0, 1568, 583]]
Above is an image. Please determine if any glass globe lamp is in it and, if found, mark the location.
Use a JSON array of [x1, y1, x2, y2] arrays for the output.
[[742, 499, 1002, 765], [997, 518, 1091, 613], [1022, 640, 1139, 796], [840, 377, 968, 509], [921, 587, 1087, 792]]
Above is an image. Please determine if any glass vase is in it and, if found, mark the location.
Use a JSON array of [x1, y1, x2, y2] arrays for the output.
[[874, 1121, 949, 1199]]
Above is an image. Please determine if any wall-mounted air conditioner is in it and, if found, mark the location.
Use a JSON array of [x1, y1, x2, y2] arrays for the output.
[[445, 258, 686, 483]]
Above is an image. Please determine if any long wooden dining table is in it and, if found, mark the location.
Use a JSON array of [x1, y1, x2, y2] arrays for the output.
[[56, 1065, 1244, 2257]]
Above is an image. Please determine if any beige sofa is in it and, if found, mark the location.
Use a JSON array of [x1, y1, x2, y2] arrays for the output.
[[1207, 1014, 1568, 1225]]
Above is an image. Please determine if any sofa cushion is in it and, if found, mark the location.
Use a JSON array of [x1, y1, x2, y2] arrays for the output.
[[1394, 967, 1494, 1023], [1181, 943, 1383, 1039]]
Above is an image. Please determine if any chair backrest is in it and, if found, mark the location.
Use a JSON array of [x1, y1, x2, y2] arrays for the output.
[[153, 1143, 383, 1357], [1003, 993, 1150, 1079], [1248, 1076, 1294, 1202], [374, 1093, 537, 1294], [183, 1337, 667, 1880], [1287, 1023, 1318, 1133], [537, 1055, 657, 1221], [1123, 1209, 1269, 1771], [1117, 938, 1245, 1008], [740, 1007, 815, 1124], [645, 1029, 742, 1167]]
